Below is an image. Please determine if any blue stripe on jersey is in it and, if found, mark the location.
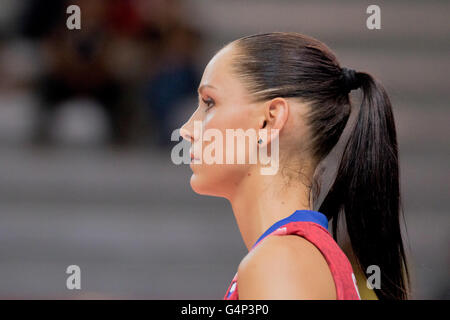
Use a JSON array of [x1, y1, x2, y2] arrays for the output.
[[251, 210, 329, 250]]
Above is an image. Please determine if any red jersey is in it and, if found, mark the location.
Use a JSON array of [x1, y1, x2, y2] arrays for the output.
[[223, 210, 361, 300]]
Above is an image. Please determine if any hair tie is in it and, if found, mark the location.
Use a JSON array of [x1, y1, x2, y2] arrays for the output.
[[340, 67, 361, 93]]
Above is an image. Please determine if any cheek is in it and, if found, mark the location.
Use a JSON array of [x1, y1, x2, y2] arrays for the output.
[[206, 104, 250, 132], [207, 105, 255, 161], [189, 106, 253, 197]]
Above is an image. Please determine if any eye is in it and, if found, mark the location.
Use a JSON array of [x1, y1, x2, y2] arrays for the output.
[[202, 97, 215, 112]]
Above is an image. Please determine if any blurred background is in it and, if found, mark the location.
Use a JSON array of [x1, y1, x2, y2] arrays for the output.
[[0, 0, 448, 299]]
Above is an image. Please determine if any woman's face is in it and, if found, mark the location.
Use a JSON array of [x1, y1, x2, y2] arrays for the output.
[[180, 45, 263, 199]]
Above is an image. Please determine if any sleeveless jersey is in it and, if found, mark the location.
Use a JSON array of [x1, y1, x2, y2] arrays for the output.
[[223, 210, 361, 300]]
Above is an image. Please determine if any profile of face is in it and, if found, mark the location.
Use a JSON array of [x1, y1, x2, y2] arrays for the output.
[[180, 45, 258, 199], [180, 44, 301, 200]]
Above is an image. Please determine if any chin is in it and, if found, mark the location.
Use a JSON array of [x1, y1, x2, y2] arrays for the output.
[[189, 173, 228, 198], [190, 174, 210, 196], [188, 164, 248, 198]]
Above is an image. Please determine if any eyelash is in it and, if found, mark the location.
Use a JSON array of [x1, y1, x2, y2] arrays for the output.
[[202, 97, 215, 112]]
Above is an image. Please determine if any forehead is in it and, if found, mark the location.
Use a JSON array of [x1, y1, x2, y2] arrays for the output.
[[199, 45, 240, 94]]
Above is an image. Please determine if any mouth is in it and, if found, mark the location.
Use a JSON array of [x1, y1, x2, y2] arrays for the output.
[[190, 149, 200, 163]]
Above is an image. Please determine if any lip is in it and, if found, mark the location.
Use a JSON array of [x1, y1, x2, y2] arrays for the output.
[[189, 148, 200, 162], [189, 156, 201, 167], [190, 158, 200, 165]]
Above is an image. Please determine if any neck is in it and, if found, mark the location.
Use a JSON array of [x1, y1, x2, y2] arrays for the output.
[[228, 164, 314, 251]]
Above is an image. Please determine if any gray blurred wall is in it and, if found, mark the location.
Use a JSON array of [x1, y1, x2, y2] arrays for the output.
[[0, 0, 448, 299]]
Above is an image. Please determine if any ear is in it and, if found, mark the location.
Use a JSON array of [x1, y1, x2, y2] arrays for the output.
[[257, 97, 289, 147]]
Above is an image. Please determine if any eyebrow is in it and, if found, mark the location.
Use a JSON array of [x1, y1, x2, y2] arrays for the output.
[[197, 84, 217, 94]]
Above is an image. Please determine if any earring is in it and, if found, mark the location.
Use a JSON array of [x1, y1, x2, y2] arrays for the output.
[[257, 138, 263, 144]]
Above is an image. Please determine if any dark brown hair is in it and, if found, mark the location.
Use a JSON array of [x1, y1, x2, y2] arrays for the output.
[[229, 32, 409, 300]]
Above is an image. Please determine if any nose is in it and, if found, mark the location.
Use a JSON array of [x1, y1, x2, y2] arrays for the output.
[[180, 107, 200, 143], [180, 126, 193, 143]]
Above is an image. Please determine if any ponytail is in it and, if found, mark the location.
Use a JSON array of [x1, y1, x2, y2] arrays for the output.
[[230, 32, 410, 299], [319, 72, 410, 300]]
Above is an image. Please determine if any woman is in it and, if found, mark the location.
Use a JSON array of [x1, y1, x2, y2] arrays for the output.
[[180, 32, 409, 300]]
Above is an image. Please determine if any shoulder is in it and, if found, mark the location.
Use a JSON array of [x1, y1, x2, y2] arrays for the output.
[[237, 234, 336, 299]]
